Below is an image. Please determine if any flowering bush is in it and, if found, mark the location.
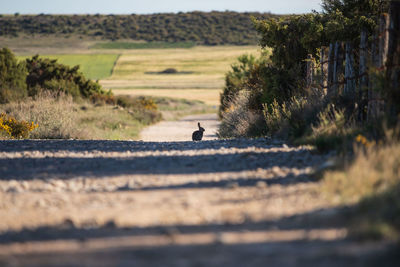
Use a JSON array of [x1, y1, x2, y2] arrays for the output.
[[0, 113, 38, 139]]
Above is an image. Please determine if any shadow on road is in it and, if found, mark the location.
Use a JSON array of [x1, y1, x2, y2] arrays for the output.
[[0, 206, 397, 267], [0, 140, 318, 181], [0, 139, 281, 153]]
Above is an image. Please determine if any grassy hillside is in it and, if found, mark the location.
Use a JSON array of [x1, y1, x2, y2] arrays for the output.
[[0, 12, 277, 45]]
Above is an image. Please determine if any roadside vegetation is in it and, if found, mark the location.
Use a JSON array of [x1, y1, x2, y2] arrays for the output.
[[0, 47, 161, 139], [218, 0, 399, 241]]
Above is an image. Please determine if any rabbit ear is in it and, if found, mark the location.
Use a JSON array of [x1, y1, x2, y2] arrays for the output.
[[198, 122, 201, 128]]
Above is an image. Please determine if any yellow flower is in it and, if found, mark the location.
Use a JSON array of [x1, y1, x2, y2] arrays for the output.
[[355, 134, 373, 147]]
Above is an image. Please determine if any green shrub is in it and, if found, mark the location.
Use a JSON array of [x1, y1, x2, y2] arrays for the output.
[[307, 104, 359, 152], [0, 47, 28, 103], [25, 55, 109, 99], [219, 54, 257, 117]]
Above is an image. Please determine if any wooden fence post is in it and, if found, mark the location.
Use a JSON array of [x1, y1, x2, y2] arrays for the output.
[[327, 43, 335, 94], [359, 29, 368, 120], [368, 13, 390, 121], [320, 47, 329, 91], [306, 54, 314, 88], [344, 42, 356, 99], [368, 36, 378, 121], [380, 13, 390, 68], [387, 2, 400, 100], [332, 41, 344, 95]]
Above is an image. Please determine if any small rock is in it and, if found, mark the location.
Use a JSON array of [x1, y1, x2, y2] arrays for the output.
[[256, 181, 268, 188], [59, 218, 75, 229], [20, 181, 30, 190], [226, 182, 239, 189], [117, 183, 131, 191], [104, 220, 117, 229], [6, 186, 21, 193], [271, 166, 283, 176], [35, 199, 46, 207]]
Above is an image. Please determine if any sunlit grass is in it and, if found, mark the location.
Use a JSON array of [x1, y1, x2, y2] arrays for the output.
[[17, 54, 120, 80], [101, 46, 260, 106], [105, 46, 259, 88]]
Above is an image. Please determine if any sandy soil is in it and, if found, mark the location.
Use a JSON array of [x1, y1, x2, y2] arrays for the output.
[[0, 114, 395, 266]]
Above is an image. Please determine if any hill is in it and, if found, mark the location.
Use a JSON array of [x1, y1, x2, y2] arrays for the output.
[[0, 12, 277, 45]]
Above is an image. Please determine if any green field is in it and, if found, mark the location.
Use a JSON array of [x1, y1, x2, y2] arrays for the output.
[[104, 46, 259, 88], [18, 54, 120, 80], [101, 45, 260, 105], [91, 41, 196, 50], [13, 43, 261, 105]]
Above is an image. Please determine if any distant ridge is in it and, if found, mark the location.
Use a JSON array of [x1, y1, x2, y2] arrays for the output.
[[0, 11, 278, 45]]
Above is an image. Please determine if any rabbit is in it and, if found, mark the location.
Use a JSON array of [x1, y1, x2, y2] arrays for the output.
[[192, 122, 205, 141]]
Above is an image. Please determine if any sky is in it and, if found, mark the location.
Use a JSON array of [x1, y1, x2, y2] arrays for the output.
[[0, 0, 322, 15]]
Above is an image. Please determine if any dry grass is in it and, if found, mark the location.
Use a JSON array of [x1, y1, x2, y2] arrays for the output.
[[0, 91, 160, 140], [0, 91, 80, 139], [218, 92, 266, 138], [76, 104, 146, 140], [321, 137, 400, 240], [322, 141, 400, 204]]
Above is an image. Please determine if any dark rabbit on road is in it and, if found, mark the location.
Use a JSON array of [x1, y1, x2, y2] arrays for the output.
[[192, 122, 205, 141]]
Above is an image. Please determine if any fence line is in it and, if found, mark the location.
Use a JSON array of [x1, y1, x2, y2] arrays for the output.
[[307, 7, 400, 122]]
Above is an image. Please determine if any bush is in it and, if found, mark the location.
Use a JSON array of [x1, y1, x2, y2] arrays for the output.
[[307, 104, 359, 152], [25, 55, 109, 99], [160, 68, 178, 74], [219, 54, 257, 117], [219, 50, 303, 134], [263, 97, 310, 139], [0, 47, 28, 103], [0, 112, 38, 139]]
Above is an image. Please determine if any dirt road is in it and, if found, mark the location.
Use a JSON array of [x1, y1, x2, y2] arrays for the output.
[[0, 114, 393, 266], [140, 113, 219, 141]]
